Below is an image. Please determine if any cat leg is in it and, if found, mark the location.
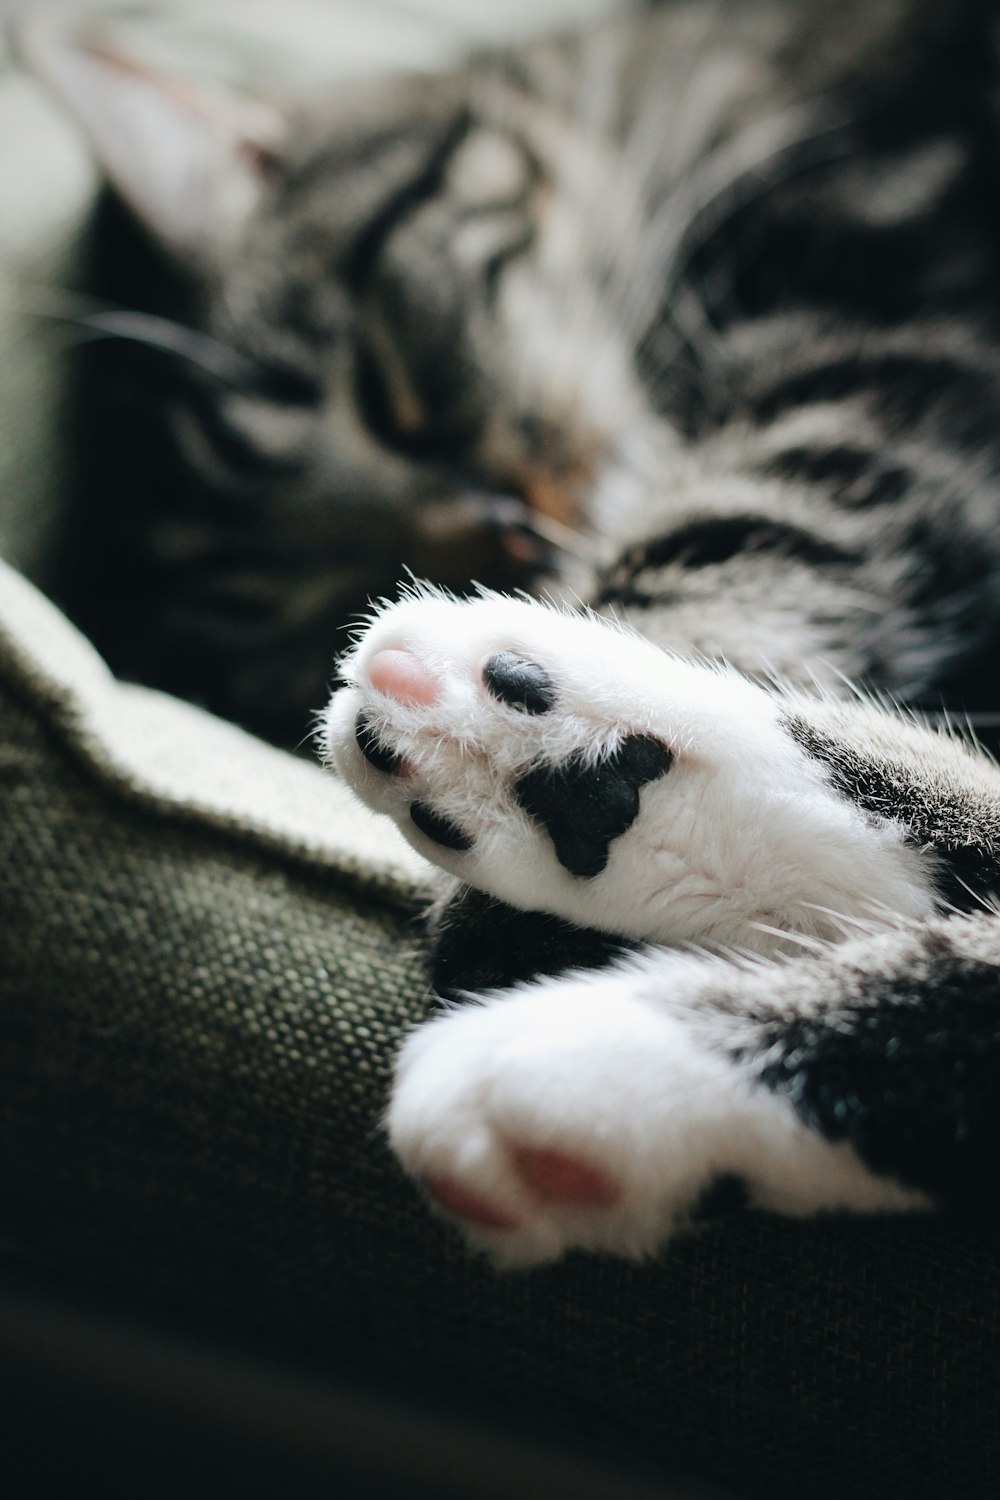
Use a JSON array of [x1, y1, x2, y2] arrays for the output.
[[385, 912, 1000, 1266], [323, 593, 1000, 1264], [386, 936, 971, 1266], [322, 591, 939, 957]]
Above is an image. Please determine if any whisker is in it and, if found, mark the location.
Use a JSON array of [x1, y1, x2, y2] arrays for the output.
[[61, 310, 264, 387], [620, 104, 856, 345], [22, 284, 284, 393], [518, 511, 603, 563], [751, 923, 830, 953]]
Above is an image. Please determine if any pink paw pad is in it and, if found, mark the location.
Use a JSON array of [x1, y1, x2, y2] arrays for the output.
[[368, 649, 441, 707], [511, 1145, 619, 1206], [424, 1174, 520, 1231]]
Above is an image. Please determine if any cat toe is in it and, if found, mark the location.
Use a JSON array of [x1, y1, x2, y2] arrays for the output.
[[424, 1175, 522, 1231], [408, 801, 474, 851], [368, 648, 442, 706], [423, 1146, 619, 1236], [354, 711, 410, 776], [481, 650, 557, 713], [509, 1145, 620, 1207]]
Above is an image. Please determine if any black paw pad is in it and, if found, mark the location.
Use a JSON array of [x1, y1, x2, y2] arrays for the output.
[[410, 801, 473, 851], [355, 712, 403, 775], [515, 734, 672, 878], [483, 652, 556, 714]]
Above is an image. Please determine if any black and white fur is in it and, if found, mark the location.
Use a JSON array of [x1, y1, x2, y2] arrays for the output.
[[320, 591, 1000, 1265]]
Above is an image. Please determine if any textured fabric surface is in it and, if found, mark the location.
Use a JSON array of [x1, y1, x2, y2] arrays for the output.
[[0, 560, 429, 898], [1, 565, 1000, 1500]]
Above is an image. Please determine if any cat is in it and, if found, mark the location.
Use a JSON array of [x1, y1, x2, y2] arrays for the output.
[[23, 0, 1000, 1263]]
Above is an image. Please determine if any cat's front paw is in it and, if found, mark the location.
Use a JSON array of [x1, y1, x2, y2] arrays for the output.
[[386, 966, 746, 1267], [387, 957, 930, 1267], [322, 592, 933, 953]]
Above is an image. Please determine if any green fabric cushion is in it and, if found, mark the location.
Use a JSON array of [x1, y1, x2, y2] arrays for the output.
[[1, 559, 999, 1500]]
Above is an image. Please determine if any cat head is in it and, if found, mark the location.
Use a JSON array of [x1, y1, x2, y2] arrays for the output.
[[21, 20, 661, 737]]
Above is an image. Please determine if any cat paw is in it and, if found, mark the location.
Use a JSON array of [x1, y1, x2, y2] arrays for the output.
[[321, 592, 933, 953], [386, 958, 929, 1267], [385, 967, 743, 1266]]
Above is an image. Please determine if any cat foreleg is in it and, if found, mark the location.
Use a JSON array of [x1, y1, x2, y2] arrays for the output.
[[388, 914, 1000, 1266], [323, 592, 942, 956]]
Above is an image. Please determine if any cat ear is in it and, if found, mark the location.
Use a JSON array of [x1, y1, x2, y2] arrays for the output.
[[16, 20, 286, 273]]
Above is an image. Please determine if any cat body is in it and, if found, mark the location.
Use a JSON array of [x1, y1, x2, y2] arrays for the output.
[[24, 0, 1000, 1260]]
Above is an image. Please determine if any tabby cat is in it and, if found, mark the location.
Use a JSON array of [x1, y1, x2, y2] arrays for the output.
[[26, 0, 1000, 1263]]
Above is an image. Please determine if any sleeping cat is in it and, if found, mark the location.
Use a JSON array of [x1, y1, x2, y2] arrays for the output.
[[24, 0, 1000, 1263]]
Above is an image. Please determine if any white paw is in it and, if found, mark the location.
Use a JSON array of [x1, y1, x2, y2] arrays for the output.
[[387, 966, 743, 1267], [387, 958, 927, 1267], [321, 592, 934, 953]]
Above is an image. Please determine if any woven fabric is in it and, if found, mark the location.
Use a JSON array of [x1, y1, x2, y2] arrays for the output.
[[1, 563, 999, 1500]]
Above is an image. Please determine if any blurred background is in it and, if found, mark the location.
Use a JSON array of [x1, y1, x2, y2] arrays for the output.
[[0, 0, 627, 588]]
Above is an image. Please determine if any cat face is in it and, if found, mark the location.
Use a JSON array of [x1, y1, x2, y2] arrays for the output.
[[27, 25, 652, 735], [209, 71, 648, 540]]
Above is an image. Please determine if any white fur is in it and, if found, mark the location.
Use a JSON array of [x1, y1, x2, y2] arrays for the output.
[[387, 953, 928, 1267], [323, 593, 936, 955], [319, 594, 939, 1265]]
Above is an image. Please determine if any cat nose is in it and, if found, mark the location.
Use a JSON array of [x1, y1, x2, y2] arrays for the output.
[[368, 649, 440, 706]]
